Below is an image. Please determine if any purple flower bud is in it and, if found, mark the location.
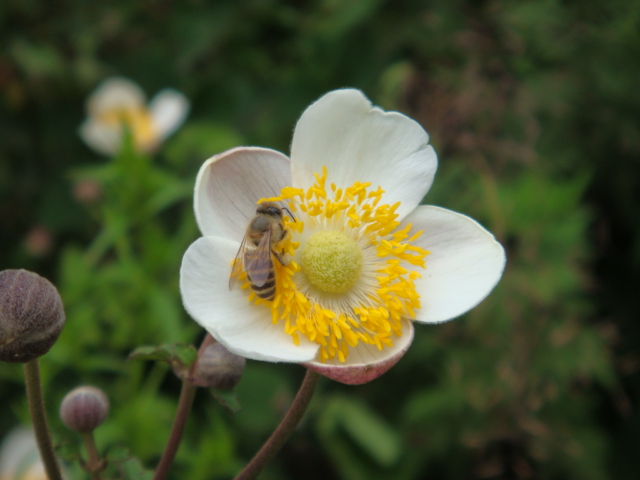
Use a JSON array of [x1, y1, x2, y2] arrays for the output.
[[193, 341, 246, 389], [0, 269, 65, 363], [60, 386, 110, 433]]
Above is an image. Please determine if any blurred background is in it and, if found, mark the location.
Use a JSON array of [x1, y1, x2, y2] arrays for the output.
[[1, 0, 640, 479]]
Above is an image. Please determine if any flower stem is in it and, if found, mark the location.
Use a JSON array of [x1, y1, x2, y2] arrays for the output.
[[23, 359, 63, 480], [152, 380, 197, 480], [234, 368, 321, 480], [81, 431, 105, 480]]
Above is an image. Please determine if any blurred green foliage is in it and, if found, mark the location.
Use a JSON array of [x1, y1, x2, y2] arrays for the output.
[[2, 0, 640, 479]]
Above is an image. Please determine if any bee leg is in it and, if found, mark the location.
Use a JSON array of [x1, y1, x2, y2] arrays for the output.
[[273, 251, 289, 266]]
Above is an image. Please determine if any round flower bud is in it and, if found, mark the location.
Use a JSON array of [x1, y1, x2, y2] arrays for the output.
[[193, 341, 246, 389], [0, 269, 65, 363], [60, 386, 110, 433]]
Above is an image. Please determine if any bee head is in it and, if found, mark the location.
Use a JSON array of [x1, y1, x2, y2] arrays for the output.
[[256, 202, 283, 218]]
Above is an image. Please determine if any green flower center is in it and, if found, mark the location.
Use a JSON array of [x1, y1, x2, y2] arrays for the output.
[[301, 231, 363, 293]]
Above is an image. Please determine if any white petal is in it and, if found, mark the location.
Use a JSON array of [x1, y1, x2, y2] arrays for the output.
[[0, 428, 46, 478], [180, 236, 318, 362], [149, 89, 190, 141], [305, 319, 414, 384], [194, 147, 292, 240], [79, 119, 121, 156], [405, 206, 506, 323], [86, 76, 146, 116], [291, 89, 437, 220]]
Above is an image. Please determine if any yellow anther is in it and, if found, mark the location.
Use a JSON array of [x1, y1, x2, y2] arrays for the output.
[[247, 167, 428, 363]]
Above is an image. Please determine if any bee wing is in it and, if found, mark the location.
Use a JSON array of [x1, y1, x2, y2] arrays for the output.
[[244, 228, 273, 288], [229, 235, 250, 291]]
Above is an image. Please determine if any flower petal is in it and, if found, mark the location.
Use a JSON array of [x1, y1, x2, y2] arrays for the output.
[[0, 428, 47, 478], [405, 205, 506, 323], [180, 236, 318, 362], [291, 89, 437, 220], [78, 119, 121, 156], [86, 76, 146, 116], [304, 319, 414, 384], [149, 89, 190, 141], [194, 147, 292, 240]]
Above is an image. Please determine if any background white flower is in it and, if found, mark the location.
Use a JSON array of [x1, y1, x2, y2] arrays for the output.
[[0, 428, 55, 480], [79, 76, 189, 156], [180, 89, 506, 384]]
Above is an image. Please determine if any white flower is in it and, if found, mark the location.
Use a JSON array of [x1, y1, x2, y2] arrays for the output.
[[79, 76, 189, 156], [180, 89, 506, 384], [0, 428, 50, 480]]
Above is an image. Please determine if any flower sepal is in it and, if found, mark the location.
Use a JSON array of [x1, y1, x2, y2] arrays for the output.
[[128, 343, 198, 381], [304, 320, 415, 384]]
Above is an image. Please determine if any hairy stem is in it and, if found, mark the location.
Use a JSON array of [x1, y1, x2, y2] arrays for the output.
[[23, 359, 63, 480], [81, 432, 104, 480], [152, 380, 197, 480], [234, 368, 320, 480]]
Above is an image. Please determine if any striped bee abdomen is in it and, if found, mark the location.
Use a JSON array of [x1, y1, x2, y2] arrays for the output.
[[247, 267, 276, 300]]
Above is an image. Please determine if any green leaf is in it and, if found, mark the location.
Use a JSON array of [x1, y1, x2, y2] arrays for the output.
[[338, 399, 402, 467], [116, 457, 154, 480], [105, 445, 131, 462], [55, 442, 81, 462], [210, 387, 242, 415], [317, 395, 402, 468], [129, 344, 197, 378], [105, 446, 153, 480]]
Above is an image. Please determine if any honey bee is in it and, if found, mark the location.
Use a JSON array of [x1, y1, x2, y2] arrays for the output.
[[229, 202, 289, 301]]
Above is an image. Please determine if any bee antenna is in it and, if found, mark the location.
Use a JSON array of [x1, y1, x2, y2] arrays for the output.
[[283, 207, 296, 222]]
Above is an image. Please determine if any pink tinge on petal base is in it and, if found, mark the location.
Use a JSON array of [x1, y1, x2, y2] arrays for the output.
[[303, 320, 414, 385]]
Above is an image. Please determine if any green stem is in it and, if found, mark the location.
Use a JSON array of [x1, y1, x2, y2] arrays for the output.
[[23, 359, 63, 480], [234, 368, 320, 480], [152, 380, 197, 480]]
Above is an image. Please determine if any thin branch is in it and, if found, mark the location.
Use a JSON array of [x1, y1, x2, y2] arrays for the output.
[[234, 368, 321, 480], [23, 359, 63, 480], [152, 380, 197, 480], [81, 431, 104, 480]]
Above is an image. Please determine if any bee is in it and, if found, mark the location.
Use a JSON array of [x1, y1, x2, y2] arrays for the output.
[[229, 202, 289, 301]]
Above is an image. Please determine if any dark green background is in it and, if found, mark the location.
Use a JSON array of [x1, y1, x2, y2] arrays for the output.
[[1, 1, 639, 479]]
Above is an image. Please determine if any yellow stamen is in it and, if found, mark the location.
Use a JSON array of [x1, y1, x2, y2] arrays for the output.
[[247, 167, 430, 363], [97, 106, 157, 151]]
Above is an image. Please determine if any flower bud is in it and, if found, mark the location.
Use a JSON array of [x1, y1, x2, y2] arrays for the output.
[[73, 179, 103, 205], [60, 386, 110, 433], [193, 341, 245, 389], [0, 269, 65, 363]]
